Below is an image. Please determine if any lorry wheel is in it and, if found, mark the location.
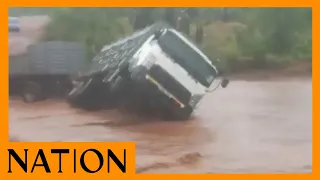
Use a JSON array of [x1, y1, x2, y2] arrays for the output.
[[22, 81, 43, 103]]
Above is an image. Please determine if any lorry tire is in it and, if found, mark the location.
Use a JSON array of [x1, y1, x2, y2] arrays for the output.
[[22, 81, 44, 103]]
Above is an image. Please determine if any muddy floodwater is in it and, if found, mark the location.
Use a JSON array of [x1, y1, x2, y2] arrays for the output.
[[9, 78, 312, 173]]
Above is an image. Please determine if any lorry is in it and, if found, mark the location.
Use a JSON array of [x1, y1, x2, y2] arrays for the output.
[[9, 16, 87, 102], [67, 22, 229, 120]]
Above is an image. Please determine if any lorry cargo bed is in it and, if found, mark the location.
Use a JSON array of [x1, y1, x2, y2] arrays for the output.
[[9, 41, 87, 76]]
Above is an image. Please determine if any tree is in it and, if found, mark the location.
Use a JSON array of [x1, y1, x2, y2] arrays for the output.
[[133, 8, 155, 30], [45, 8, 133, 59], [164, 8, 176, 27]]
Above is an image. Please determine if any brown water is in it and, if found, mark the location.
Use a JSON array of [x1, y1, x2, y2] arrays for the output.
[[9, 79, 312, 173]]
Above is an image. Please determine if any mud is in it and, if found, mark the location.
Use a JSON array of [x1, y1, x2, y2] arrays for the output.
[[9, 78, 312, 173]]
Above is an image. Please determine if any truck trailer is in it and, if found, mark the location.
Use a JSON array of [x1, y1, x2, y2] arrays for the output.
[[9, 16, 87, 102]]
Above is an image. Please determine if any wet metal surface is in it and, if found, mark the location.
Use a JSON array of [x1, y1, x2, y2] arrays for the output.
[[9, 79, 312, 173]]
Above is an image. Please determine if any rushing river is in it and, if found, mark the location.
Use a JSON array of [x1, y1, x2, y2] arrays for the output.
[[9, 78, 312, 173]]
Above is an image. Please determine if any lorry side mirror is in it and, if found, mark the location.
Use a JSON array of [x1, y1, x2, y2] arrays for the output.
[[221, 78, 230, 88], [206, 78, 230, 93]]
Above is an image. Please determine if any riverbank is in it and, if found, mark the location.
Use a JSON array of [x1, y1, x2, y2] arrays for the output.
[[9, 79, 312, 173]]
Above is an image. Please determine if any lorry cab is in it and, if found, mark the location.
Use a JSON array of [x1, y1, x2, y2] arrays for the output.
[[124, 26, 229, 119]]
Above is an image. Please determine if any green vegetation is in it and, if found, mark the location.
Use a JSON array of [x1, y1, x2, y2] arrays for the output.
[[9, 7, 312, 73]]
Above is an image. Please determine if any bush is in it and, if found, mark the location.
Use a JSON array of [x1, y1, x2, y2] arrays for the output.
[[44, 8, 133, 60], [198, 18, 311, 73], [25, 7, 310, 73]]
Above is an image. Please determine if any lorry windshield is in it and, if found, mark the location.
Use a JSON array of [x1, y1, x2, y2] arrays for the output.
[[158, 30, 217, 87]]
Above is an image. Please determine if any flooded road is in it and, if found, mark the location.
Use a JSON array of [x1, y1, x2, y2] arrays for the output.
[[9, 79, 312, 173]]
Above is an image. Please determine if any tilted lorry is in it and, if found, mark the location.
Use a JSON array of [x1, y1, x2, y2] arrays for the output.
[[67, 22, 229, 120]]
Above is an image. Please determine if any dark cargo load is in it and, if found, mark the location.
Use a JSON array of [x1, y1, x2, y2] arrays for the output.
[[67, 23, 167, 110]]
